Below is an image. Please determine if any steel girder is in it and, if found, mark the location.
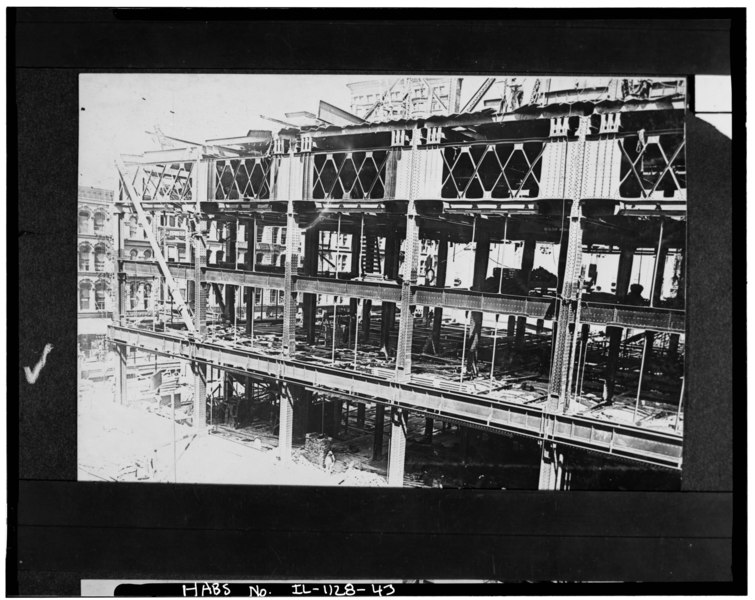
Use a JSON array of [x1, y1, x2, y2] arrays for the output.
[[119, 261, 685, 333], [108, 324, 683, 469]]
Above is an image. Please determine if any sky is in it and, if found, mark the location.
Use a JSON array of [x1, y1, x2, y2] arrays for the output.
[[78, 74, 488, 189], [79, 73, 722, 191]]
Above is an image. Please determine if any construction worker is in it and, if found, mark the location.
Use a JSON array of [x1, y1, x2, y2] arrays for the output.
[[324, 450, 335, 473], [624, 283, 648, 306]]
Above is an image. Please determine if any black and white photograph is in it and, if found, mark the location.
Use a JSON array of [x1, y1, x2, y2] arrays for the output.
[[12, 10, 739, 593], [77, 73, 694, 490]]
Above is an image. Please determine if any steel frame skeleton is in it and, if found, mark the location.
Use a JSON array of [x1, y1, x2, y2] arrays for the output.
[[116, 158, 196, 332], [109, 324, 683, 469], [110, 98, 687, 484]]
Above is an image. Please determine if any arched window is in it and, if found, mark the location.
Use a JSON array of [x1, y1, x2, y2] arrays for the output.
[[94, 245, 107, 272], [78, 209, 91, 234], [129, 216, 138, 238], [129, 249, 138, 260], [95, 280, 108, 310], [143, 249, 152, 260], [169, 216, 176, 227], [129, 283, 138, 309], [143, 283, 152, 309], [79, 244, 91, 271], [79, 281, 92, 310], [93, 212, 107, 234]]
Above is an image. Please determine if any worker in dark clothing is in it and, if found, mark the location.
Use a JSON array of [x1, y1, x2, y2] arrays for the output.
[[624, 283, 648, 306]]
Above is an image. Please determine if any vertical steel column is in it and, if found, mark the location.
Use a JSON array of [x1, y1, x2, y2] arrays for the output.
[[331, 215, 342, 364], [675, 376, 685, 433], [395, 202, 420, 381], [650, 219, 666, 307], [349, 223, 362, 346], [278, 383, 294, 463], [576, 323, 590, 398], [489, 216, 509, 380], [224, 221, 237, 319], [605, 243, 635, 400], [547, 116, 589, 414], [373, 404, 385, 461], [281, 222, 299, 357], [192, 360, 207, 431], [113, 212, 129, 405], [538, 442, 564, 491], [387, 406, 408, 487], [191, 156, 209, 431], [281, 155, 300, 358], [633, 334, 650, 423], [380, 235, 401, 354], [515, 238, 537, 349], [278, 149, 299, 461], [466, 224, 490, 378], [115, 342, 128, 405], [507, 315, 516, 338], [431, 232, 449, 351], [424, 417, 434, 443], [245, 218, 255, 335], [302, 226, 319, 344]]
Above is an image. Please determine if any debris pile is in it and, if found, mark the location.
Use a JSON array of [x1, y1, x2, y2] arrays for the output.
[[303, 432, 333, 467]]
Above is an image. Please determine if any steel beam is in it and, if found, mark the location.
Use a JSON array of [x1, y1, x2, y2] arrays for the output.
[[108, 325, 683, 468], [120, 260, 684, 333]]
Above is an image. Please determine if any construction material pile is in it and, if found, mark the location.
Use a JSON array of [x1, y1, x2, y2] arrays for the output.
[[303, 432, 333, 467]]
